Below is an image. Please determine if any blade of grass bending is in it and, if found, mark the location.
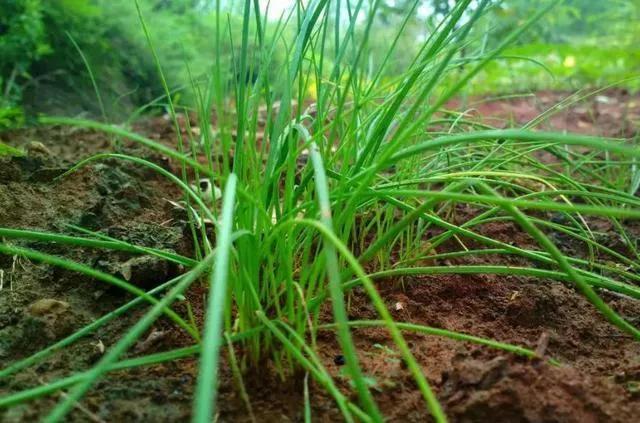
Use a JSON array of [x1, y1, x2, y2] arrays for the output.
[[1, 327, 265, 409], [308, 140, 383, 421], [193, 174, 238, 423], [42, 251, 218, 423], [388, 130, 640, 166], [38, 116, 212, 177], [369, 192, 640, 286], [66, 32, 109, 128], [309, 265, 640, 309], [0, 243, 197, 339], [66, 224, 196, 267], [58, 153, 216, 223], [475, 182, 640, 340], [362, 189, 640, 219], [0, 228, 146, 253], [319, 320, 559, 365], [133, 0, 188, 184], [398, 245, 640, 288], [0, 227, 195, 267], [323, 181, 624, 292]]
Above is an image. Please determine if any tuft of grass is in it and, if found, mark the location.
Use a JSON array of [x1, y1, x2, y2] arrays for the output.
[[2, 1, 640, 421]]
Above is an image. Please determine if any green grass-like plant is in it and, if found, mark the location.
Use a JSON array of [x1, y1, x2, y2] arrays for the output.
[[1, 1, 640, 421]]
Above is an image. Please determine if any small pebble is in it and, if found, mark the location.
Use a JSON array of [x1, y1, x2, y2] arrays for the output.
[[28, 299, 69, 317]]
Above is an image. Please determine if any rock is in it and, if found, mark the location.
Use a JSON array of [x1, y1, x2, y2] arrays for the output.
[[27, 298, 69, 317], [24, 298, 76, 341], [25, 141, 53, 159]]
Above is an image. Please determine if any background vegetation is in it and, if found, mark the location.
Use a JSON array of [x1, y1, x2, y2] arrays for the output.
[[1, 0, 639, 128]]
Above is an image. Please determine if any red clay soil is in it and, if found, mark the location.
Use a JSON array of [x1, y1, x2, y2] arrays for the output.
[[446, 88, 640, 138], [0, 89, 639, 422]]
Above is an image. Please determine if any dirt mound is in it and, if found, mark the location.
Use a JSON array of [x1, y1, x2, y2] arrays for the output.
[[442, 356, 638, 423]]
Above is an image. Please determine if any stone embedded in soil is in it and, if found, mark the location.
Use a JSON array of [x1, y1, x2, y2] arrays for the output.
[[27, 298, 70, 317], [20, 299, 78, 347], [24, 141, 53, 159]]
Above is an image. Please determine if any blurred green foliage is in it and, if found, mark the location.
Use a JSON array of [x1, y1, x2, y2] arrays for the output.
[[0, 0, 50, 127], [473, 42, 640, 94], [1, 0, 638, 129], [471, 0, 640, 93], [0, 0, 51, 92], [0, 0, 274, 125], [373, 0, 639, 94]]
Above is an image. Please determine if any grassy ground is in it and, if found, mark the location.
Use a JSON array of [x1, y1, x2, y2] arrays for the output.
[[1, 1, 640, 421]]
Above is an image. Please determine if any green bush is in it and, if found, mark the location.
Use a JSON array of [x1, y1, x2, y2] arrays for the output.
[[0, 0, 50, 126], [4, 0, 637, 123], [0, 0, 291, 121], [470, 0, 640, 94], [0, 0, 51, 99]]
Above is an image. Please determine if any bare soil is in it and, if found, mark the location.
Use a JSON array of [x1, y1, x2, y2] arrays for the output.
[[1, 89, 639, 422]]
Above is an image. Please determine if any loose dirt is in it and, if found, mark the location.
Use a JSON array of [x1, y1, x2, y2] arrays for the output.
[[0, 89, 639, 422]]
